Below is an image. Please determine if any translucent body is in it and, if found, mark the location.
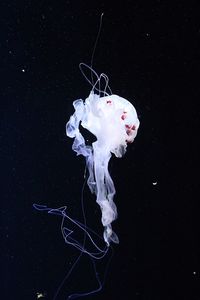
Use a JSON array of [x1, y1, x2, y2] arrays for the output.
[[34, 64, 140, 298], [66, 91, 139, 245]]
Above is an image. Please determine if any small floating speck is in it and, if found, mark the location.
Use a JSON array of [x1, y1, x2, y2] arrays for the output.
[[36, 292, 46, 299], [193, 271, 197, 275]]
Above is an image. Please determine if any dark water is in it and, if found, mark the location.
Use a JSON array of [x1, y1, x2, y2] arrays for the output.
[[1, 1, 199, 299]]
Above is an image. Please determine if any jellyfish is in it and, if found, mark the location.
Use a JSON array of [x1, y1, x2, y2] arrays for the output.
[[33, 64, 139, 298], [66, 67, 139, 245]]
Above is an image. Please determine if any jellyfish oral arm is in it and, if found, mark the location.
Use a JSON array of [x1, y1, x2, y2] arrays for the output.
[[93, 142, 118, 245]]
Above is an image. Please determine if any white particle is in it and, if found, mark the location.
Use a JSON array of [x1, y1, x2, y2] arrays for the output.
[[193, 271, 197, 275]]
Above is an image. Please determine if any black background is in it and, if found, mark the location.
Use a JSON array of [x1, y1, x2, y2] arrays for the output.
[[1, 0, 199, 299]]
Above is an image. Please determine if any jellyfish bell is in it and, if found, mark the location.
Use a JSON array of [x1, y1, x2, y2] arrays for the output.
[[66, 88, 140, 245], [82, 92, 139, 152]]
